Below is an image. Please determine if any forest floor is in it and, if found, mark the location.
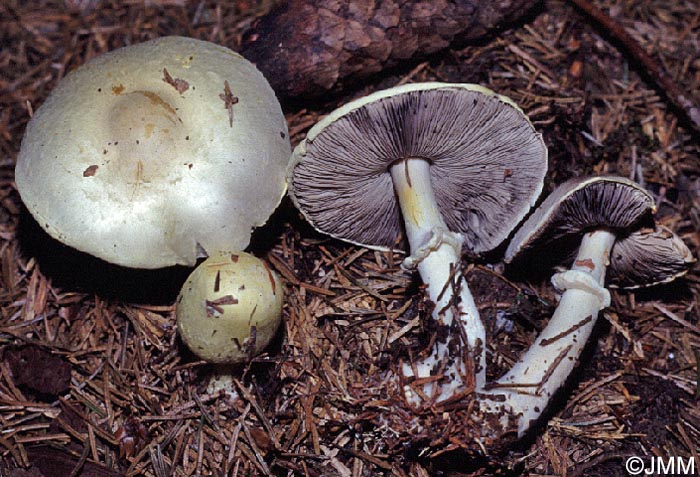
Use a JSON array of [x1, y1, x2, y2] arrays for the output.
[[1, 0, 699, 476]]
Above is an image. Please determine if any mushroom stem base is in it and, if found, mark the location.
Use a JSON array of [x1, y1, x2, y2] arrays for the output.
[[206, 365, 241, 400]]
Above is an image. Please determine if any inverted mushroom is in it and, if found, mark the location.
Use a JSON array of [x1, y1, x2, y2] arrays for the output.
[[482, 176, 695, 435], [289, 82, 548, 403], [177, 252, 283, 394], [15, 36, 290, 269]]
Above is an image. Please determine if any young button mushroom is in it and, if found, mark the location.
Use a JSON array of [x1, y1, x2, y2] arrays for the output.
[[15, 36, 290, 269], [289, 83, 548, 403], [177, 252, 283, 394], [481, 176, 695, 436]]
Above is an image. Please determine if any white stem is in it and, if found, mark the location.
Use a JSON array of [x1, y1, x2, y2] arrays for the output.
[[206, 364, 240, 400], [481, 229, 616, 435], [389, 158, 486, 403]]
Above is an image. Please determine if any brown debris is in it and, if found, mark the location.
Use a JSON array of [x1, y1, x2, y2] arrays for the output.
[[539, 315, 595, 346], [82, 165, 98, 177], [4, 346, 72, 397], [568, 0, 700, 133], [26, 446, 125, 477], [575, 257, 596, 271], [205, 295, 239, 317], [114, 416, 147, 459], [219, 80, 238, 128], [161, 68, 189, 94], [261, 260, 277, 295], [213, 270, 221, 292]]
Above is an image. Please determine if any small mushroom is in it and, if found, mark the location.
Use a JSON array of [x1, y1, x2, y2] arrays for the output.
[[177, 252, 283, 394], [481, 176, 695, 435], [15, 36, 290, 269], [289, 82, 548, 402]]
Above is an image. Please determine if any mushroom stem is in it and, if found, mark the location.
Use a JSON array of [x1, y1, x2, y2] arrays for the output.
[[482, 229, 616, 435], [389, 157, 486, 402], [206, 364, 240, 399]]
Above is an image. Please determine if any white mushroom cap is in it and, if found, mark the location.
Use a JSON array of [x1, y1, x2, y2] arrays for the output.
[[15, 36, 290, 268], [176, 252, 283, 364]]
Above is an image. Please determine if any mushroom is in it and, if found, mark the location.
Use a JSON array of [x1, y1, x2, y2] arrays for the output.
[[288, 82, 548, 403], [177, 251, 283, 394], [15, 36, 290, 269], [481, 176, 695, 435]]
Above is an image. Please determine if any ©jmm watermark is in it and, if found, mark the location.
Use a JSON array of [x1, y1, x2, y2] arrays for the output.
[[626, 456, 697, 476]]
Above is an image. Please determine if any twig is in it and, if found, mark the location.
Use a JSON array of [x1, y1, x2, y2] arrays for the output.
[[568, 0, 700, 133]]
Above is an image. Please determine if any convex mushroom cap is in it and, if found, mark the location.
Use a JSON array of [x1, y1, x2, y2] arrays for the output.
[[177, 252, 283, 364], [289, 82, 548, 255], [15, 36, 290, 269]]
